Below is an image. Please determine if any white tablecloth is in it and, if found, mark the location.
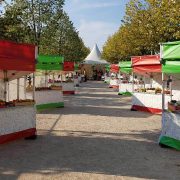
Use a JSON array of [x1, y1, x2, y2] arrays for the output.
[[104, 76, 110, 83], [34, 90, 64, 105], [0, 106, 36, 135], [160, 111, 180, 141], [132, 92, 171, 110], [110, 79, 119, 86], [119, 83, 133, 93]]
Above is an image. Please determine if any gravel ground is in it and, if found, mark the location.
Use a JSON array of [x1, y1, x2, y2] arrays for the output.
[[0, 81, 180, 180]]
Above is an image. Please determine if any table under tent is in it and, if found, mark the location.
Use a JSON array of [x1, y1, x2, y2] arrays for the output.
[[104, 64, 110, 83], [74, 63, 81, 87], [131, 55, 172, 114], [61, 61, 76, 95], [35, 55, 64, 110], [159, 41, 180, 150], [118, 61, 133, 96], [109, 64, 120, 89], [0, 40, 37, 144]]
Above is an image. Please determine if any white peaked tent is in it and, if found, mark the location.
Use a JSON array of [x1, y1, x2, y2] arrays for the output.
[[83, 44, 109, 65]]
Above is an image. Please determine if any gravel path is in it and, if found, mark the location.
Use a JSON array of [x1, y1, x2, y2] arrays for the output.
[[0, 81, 180, 180]]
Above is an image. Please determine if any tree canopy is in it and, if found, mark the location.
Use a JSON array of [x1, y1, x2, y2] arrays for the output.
[[0, 0, 89, 61], [102, 0, 180, 63]]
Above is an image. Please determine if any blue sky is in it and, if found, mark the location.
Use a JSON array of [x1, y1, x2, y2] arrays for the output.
[[64, 0, 129, 49]]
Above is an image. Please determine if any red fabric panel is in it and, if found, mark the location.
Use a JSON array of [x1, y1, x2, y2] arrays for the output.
[[0, 41, 36, 71], [131, 105, 162, 114], [63, 61, 74, 71], [63, 91, 75, 95], [133, 65, 162, 73], [109, 85, 119, 89], [110, 64, 119, 73], [0, 128, 36, 144], [132, 55, 161, 73]]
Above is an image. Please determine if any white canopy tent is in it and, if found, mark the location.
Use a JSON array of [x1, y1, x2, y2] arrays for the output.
[[83, 44, 109, 65]]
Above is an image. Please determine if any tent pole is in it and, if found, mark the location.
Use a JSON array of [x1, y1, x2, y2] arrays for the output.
[[33, 73, 35, 101], [160, 43, 165, 111], [24, 76, 27, 99], [53, 73, 55, 85], [17, 78, 20, 100], [132, 72, 134, 93], [170, 75, 172, 101], [3, 70, 7, 102], [162, 73, 165, 111], [7, 81, 9, 102]]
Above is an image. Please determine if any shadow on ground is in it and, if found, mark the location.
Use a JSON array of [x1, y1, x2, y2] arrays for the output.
[[0, 129, 179, 180]]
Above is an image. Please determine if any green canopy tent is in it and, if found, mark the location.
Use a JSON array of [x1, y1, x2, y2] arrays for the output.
[[36, 55, 64, 71], [119, 61, 132, 74], [162, 41, 180, 74], [35, 55, 64, 110], [118, 61, 132, 96], [159, 41, 180, 150]]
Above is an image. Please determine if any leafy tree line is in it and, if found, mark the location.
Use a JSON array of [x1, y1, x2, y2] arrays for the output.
[[102, 0, 180, 63], [0, 0, 89, 61]]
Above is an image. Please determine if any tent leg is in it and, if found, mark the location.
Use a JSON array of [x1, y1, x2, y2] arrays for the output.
[[17, 78, 20, 100], [132, 72, 134, 93], [162, 73, 165, 111], [33, 73, 35, 101]]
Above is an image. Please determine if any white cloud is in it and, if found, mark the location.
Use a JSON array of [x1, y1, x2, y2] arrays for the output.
[[78, 20, 119, 49]]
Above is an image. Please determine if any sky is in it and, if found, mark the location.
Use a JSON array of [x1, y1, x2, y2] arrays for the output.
[[64, 0, 129, 50]]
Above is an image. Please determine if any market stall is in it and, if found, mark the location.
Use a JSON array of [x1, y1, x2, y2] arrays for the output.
[[104, 64, 110, 83], [0, 40, 36, 144], [109, 64, 120, 88], [159, 41, 180, 150], [35, 55, 64, 110], [74, 63, 81, 87], [131, 55, 171, 114], [118, 61, 133, 96], [61, 61, 76, 95]]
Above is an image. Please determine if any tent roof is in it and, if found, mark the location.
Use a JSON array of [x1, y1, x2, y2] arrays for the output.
[[161, 41, 180, 73], [162, 41, 180, 60], [36, 55, 64, 70], [132, 55, 161, 73], [83, 44, 109, 65], [110, 64, 119, 73], [0, 40, 36, 72], [119, 61, 132, 73]]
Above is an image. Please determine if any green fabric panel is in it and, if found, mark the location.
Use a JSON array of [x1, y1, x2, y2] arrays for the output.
[[36, 55, 64, 70], [36, 64, 63, 70], [162, 41, 180, 60], [162, 61, 180, 73], [36, 102, 64, 111], [74, 64, 79, 71], [118, 92, 132, 96], [119, 61, 131, 68], [105, 65, 110, 72], [119, 61, 132, 73], [38, 55, 64, 63], [160, 136, 180, 151], [121, 67, 132, 73]]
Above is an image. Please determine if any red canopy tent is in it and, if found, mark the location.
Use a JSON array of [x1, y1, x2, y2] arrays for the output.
[[110, 64, 120, 73], [132, 55, 161, 73], [0, 41, 36, 80], [131, 55, 164, 114], [63, 61, 75, 71], [0, 41, 36, 144]]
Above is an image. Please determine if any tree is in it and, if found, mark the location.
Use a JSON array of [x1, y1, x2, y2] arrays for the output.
[[102, 0, 180, 63], [1, 0, 89, 61]]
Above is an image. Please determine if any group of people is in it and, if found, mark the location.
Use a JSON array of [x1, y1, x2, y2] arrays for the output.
[[93, 69, 103, 81]]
